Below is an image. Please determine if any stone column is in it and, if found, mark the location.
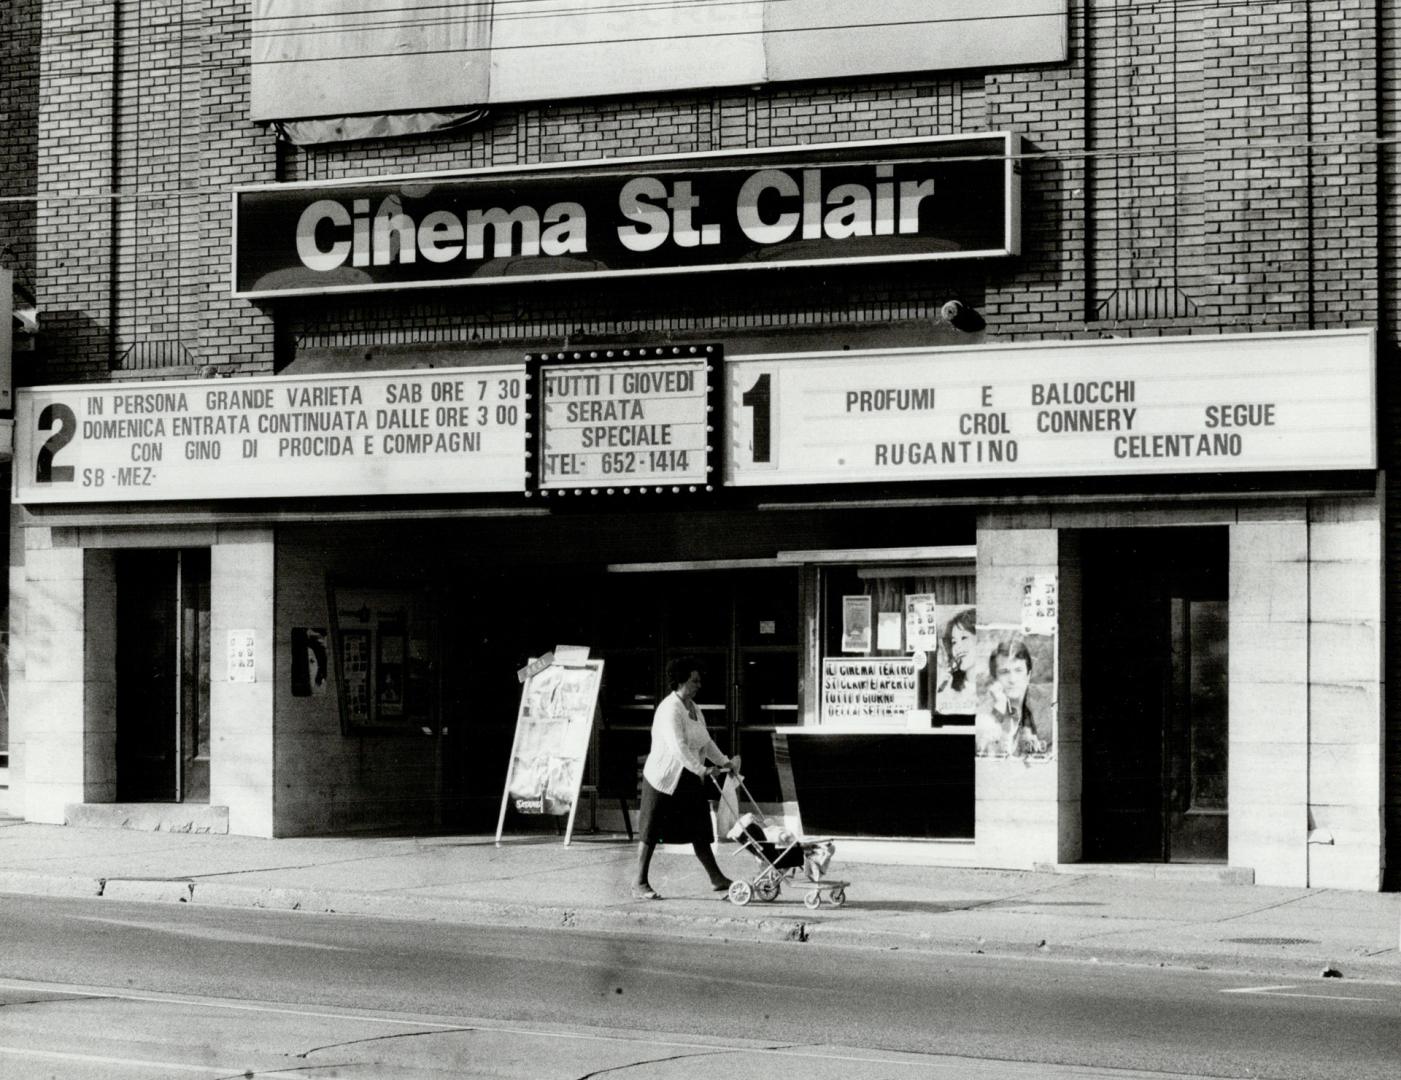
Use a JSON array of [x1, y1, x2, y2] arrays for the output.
[[974, 525, 1074, 868], [210, 530, 276, 837], [11, 525, 88, 823], [1229, 517, 1310, 886], [1305, 501, 1383, 890]]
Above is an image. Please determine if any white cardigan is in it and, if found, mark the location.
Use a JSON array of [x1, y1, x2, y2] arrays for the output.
[[642, 691, 730, 794]]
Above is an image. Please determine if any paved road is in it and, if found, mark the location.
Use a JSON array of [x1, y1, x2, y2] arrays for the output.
[[1, 893, 1397, 1079]]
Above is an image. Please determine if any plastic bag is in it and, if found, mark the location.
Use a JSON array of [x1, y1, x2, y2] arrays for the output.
[[714, 765, 742, 838]]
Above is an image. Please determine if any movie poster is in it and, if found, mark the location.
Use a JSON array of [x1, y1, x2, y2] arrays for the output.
[[290, 627, 328, 697], [973, 628, 1055, 760], [841, 595, 872, 653], [934, 604, 978, 716], [905, 593, 939, 653]]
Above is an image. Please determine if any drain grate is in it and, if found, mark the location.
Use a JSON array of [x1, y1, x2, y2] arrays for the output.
[[1224, 937, 1318, 946]]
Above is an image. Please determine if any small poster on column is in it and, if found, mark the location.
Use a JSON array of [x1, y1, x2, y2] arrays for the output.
[[1021, 573, 1059, 635], [227, 630, 256, 683]]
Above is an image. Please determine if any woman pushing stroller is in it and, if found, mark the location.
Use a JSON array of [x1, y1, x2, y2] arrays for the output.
[[631, 656, 737, 900]]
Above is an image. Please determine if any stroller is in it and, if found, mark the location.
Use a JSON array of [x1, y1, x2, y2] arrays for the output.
[[714, 771, 848, 909]]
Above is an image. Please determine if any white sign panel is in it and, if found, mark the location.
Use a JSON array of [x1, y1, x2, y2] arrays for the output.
[[726, 330, 1375, 486], [822, 658, 919, 724], [13, 366, 527, 504], [252, 1, 1067, 123], [537, 356, 712, 491]]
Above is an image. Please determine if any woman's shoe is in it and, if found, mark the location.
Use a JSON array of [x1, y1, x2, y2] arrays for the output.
[[710, 878, 733, 892], [631, 885, 662, 900]]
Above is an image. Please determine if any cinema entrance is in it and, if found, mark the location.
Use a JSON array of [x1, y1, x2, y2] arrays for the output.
[[1080, 527, 1229, 863]]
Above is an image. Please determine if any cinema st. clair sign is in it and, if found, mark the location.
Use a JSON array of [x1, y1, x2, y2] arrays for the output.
[[231, 134, 1022, 298]]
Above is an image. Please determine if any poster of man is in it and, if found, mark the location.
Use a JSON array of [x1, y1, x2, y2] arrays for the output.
[[934, 605, 978, 716], [974, 629, 1055, 759]]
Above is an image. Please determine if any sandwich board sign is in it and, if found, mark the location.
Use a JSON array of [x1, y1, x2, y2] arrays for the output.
[[495, 654, 604, 846]]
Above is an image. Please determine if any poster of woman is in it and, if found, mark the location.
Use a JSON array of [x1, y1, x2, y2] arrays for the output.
[[934, 605, 978, 715], [974, 628, 1055, 759]]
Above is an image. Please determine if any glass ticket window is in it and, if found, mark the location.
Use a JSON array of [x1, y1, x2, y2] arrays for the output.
[[789, 557, 978, 840], [821, 563, 977, 727]]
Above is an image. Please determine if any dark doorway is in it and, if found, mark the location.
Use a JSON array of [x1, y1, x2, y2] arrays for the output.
[[1081, 527, 1228, 862], [115, 550, 210, 803]]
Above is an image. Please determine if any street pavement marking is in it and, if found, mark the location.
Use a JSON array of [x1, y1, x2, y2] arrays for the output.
[[1221, 985, 1391, 1003], [0, 1044, 235, 1075], [63, 912, 365, 951], [1220, 986, 1298, 994]]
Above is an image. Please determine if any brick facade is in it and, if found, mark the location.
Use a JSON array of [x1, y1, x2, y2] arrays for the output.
[[6, 1, 1399, 878], [1, 0, 39, 286]]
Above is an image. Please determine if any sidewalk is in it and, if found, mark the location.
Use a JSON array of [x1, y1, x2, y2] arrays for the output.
[[1, 816, 1398, 982]]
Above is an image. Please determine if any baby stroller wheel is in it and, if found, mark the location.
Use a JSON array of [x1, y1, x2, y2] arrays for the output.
[[727, 880, 753, 906], [803, 889, 822, 910], [755, 877, 780, 902], [826, 887, 847, 907]]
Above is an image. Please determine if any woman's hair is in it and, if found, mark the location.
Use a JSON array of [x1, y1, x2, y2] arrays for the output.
[[665, 655, 704, 690], [988, 635, 1034, 678], [941, 608, 977, 691]]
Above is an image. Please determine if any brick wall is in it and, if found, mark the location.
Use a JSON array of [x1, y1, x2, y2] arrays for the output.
[[0, 0, 39, 287], [32, 0, 275, 378], [35, 0, 115, 379], [24, 1, 1386, 367]]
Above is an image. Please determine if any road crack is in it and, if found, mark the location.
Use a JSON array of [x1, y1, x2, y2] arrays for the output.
[[570, 1045, 774, 1080], [294, 1025, 478, 1060]]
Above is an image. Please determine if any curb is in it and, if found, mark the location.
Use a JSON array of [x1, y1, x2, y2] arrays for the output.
[[3, 870, 1399, 983], [0, 871, 103, 898], [189, 880, 814, 942]]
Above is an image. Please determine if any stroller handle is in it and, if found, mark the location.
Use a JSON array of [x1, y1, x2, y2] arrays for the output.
[[711, 769, 767, 828]]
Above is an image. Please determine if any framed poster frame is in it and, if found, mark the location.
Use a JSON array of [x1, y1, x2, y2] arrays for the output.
[[495, 657, 605, 846], [326, 578, 436, 736]]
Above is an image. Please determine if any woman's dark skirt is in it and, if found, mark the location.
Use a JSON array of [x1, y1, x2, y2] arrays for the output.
[[637, 769, 714, 846]]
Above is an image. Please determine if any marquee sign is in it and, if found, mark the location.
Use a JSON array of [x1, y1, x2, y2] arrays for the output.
[[13, 366, 527, 504], [725, 330, 1376, 486], [529, 346, 719, 494], [232, 134, 1021, 298], [11, 331, 1374, 508]]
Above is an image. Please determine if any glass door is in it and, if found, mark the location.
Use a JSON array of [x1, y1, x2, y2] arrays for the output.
[[116, 551, 179, 801], [116, 549, 210, 803], [1082, 527, 1227, 862], [1166, 598, 1228, 861], [594, 568, 800, 805], [178, 550, 211, 802]]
